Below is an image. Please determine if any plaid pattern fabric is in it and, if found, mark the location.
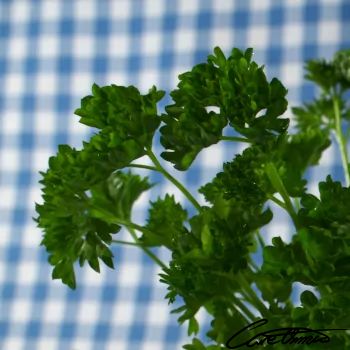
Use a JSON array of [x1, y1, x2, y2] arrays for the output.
[[0, 0, 349, 349]]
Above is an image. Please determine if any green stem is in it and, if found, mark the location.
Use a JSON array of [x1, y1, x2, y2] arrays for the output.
[[109, 216, 155, 237], [220, 136, 251, 143], [250, 259, 260, 272], [112, 239, 144, 247], [212, 270, 266, 317], [238, 274, 271, 317], [265, 163, 299, 229], [127, 164, 159, 172], [146, 148, 202, 212], [257, 231, 265, 249], [333, 94, 350, 187], [232, 295, 256, 322], [90, 207, 167, 269], [293, 197, 301, 212], [126, 226, 167, 270], [268, 195, 287, 210]]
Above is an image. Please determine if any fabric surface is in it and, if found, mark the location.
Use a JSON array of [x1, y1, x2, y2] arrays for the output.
[[0, 0, 349, 349]]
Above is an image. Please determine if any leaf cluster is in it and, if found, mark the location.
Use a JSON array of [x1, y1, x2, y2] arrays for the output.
[[35, 47, 350, 349], [36, 84, 162, 288], [160, 47, 289, 170]]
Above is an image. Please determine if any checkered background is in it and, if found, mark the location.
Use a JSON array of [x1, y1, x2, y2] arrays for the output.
[[0, 0, 349, 349]]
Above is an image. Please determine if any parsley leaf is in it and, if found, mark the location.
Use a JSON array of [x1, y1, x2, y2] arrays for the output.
[[36, 47, 350, 348]]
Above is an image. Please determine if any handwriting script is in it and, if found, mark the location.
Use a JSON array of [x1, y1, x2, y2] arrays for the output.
[[226, 319, 348, 349]]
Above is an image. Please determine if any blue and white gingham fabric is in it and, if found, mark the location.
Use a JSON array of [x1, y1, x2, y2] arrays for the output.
[[0, 1, 349, 349]]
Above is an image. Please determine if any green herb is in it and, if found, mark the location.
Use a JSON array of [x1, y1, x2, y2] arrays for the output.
[[35, 48, 350, 349]]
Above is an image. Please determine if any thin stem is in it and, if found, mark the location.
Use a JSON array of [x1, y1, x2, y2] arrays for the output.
[[112, 239, 143, 247], [238, 273, 271, 317], [146, 148, 202, 212], [126, 226, 167, 270], [232, 295, 256, 322], [90, 207, 167, 269], [220, 136, 251, 143], [127, 164, 159, 172], [265, 163, 299, 229], [333, 94, 350, 187], [257, 232, 265, 249], [250, 259, 260, 272], [212, 270, 265, 317], [268, 195, 287, 210], [110, 216, 156, 237], [293, 197, 301, 212]]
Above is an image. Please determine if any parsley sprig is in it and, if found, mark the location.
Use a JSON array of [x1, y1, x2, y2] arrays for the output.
[[36, 47, 350, 349]]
